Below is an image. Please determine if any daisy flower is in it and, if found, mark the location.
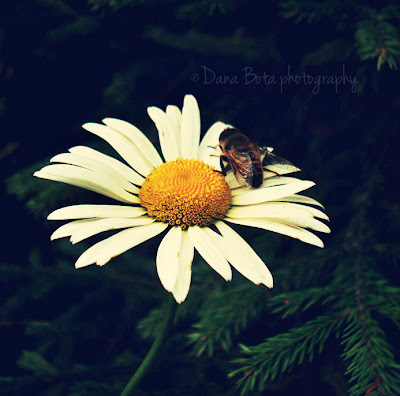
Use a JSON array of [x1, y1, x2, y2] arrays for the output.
[[34, 95, 330, 303]]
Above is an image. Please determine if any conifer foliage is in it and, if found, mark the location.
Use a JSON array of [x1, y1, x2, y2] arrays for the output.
[[280, 1, 400, 70]]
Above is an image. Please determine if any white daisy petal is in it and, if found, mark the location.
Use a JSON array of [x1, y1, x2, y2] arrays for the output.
[[261, 176, 301, 188], [203, 227, 262, 285], [69, 146, 144, 186], [180, 95, 200, 159], [273, 194, 325, 208], [51, 219, 90, 240], [198, 121, 232, 168], [147, 107, 180, 161], [102, 118, 163, 168], [71, 217, 155, 244], [264, 163, 300, 175], [34, 165, 140, 204], [48, 205, 147, 220], [166, 105, 182, 144], [225, 172, 241, 189], [227, 202, 317, 219], [263, 170, 280, 179], [74, 236, 111, 269], [50, 152, 139, 194], [75, 222, 168, 268], [205, 154, 222, 173], [199, 122, 231, 158], [188, 226, 232, 281], [229, 172, 302, 192], [231, 177, 300, 197], [156, 226, 182, 292], [278, 217, 331, 233], [288, 203, 329, 220], [231, 181, 315, 206], [82, 122, 153, 177], [51, 217, 155, 243], [232, 201, 327, 220], [231, 177, 306, 197], [225, 217, 325, 248], [172, 230, 194, 303], [215, 221, 273, 288]]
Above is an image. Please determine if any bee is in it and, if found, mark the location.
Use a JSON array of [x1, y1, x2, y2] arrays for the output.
[[218, 128, 298, 188]]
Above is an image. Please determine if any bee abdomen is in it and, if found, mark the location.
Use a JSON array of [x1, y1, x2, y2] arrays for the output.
[[249, 152, 263, 188], [251, 166, 264, 187]]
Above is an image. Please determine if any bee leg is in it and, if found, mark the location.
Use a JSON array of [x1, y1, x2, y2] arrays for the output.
[[212, 158, 226, 175], [207, 145, 219, 149], [219, 157, 228, 176], [260, 146, 274, 153], [263, 167, 279, 177]]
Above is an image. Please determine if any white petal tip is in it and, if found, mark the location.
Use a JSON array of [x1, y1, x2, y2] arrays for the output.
[[102, 117, 115, 123], [264, 281, 274, 289], [50, 233, 61, 241], [260, 274, 273, 288], [82, 122, 97, 128], [81, 122, 92, 129], [75, 261, 92, 269], [184, 94, 196, 102], [97, 254, 114, 266], [33, 171, 44, 178], [49, 154, 61, 163], [172, 294, 185, 304], [147, 106, 158, 116]]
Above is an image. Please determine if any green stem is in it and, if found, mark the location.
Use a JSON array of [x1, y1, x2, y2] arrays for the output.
[[120, 295, 176, 396]]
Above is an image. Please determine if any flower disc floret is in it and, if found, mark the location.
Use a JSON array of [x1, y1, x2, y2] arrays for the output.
[[139, 159, 231, 228]]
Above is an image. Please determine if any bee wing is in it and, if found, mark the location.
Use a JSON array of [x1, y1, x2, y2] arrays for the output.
[[260, 147, 300, 175], [230, 151, 254, 188]]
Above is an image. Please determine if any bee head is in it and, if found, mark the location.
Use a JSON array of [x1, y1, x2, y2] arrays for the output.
[[219, 127, 241, 142]]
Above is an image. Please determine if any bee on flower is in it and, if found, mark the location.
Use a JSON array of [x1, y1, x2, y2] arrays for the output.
[[34, 95, 330, 303]]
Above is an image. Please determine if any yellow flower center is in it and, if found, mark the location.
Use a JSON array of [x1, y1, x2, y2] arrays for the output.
[[139, 159, 231, 229]]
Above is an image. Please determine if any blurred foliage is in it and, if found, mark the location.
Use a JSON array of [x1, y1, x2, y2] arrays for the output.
[[1, 0, 400, 395]]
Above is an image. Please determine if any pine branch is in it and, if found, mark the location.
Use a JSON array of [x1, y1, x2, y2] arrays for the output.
[[340, 262, 400, 396], [341, 311, 400, 396], [229, 311, 346, 395], [279, 0, 347, 23], [355, 13, 400, 71], [143, 27, 281, 62], [300, 39, 354, 67], [177, 0, 238, 19], [137, 299, 174, 341], [7, 162, 87, 217], [17, 351, 58, 377], [188, 284, 266, 357], [88, 0, 142, 11], [271, 286, 337, 318]]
